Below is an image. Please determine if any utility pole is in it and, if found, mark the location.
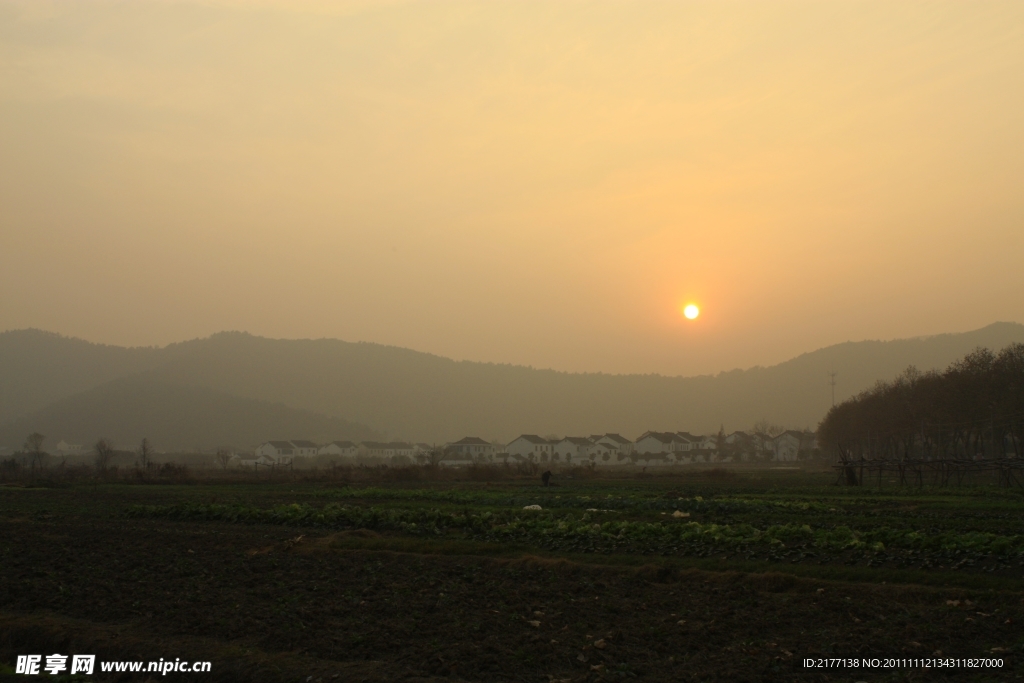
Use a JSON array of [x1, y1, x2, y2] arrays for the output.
[[828, 370, 837, 408]]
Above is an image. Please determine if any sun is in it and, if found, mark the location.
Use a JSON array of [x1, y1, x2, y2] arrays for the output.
[[683, 304, 700, 320]]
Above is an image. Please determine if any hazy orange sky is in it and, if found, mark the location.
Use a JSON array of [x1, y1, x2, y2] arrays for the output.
[[2, 1, 1022, 375]]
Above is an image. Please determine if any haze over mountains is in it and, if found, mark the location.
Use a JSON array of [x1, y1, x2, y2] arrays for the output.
[[1, 323, 1023, 452]]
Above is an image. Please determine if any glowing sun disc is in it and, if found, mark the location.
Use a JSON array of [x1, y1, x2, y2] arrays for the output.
[[683, 304, 700, 320]]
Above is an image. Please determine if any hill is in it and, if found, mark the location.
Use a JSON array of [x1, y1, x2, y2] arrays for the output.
[[2, 323, 1023, 446], [0, 330, 162, 422], [0, 377, 380, 453]]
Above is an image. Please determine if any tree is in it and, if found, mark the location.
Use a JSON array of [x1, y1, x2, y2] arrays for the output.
[[137, 437, 153, 470], [769, 424, 785, 438], [24, 432, 46, 469], [761, 422, 785, 461], [752, 420, 771, 454], [427, 447, 446, 466], [94, 438, 115, 473], [715, 425, 727, 461], [215, 447, 232, 469], [817, 343, 1024, 463]]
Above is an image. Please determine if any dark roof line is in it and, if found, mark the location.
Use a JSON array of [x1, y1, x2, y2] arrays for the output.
[[450, 437, 492, 446]]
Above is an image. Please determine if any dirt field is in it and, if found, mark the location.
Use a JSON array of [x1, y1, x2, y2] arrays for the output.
[[1, 473, 1021, 681]]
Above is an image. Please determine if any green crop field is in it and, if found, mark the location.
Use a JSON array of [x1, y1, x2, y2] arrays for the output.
[[2, 468, 1022, 681]]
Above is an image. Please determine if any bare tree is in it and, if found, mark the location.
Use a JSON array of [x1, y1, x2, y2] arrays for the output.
[[215, 447, 232, 469], [713, 425, 731, 462], [752, 420, 785, 457], [752, 420, 772, 454], [137, 437, 153, 470], [766, 423, 785, 461], [427, 447, 446, 466], [818, 343, 1024, 464], [24, 432, 46, 469], [94, 438, 115, 473]]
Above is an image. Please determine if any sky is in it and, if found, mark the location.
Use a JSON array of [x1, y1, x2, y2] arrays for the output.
[[2, 0, 1023, 376]]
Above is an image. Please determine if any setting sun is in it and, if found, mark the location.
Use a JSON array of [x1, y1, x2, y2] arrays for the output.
[[683, 304, 700, 320]]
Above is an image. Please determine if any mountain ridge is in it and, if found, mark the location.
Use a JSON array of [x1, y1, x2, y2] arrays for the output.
[[2, 322, 1022, 447], [0, 376, 381, 452]]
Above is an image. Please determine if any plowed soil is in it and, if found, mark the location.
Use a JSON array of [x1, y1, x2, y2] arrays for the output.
[[2, 495, 1021, 682]]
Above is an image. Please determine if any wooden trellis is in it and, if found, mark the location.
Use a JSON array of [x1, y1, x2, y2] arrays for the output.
[[833, 457, 1024, 488]]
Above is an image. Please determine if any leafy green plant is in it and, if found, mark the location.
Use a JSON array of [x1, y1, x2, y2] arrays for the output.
[[125, 502, 1024, 560]]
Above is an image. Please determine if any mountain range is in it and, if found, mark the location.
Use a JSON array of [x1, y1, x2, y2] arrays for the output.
[[1, 323, 1022, 452]]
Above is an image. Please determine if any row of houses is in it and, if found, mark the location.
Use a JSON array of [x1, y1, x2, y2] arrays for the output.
[[502, 430, 816, 465], [245, 430, 817, 467], [252, 440, 433, 462], [504, 433, 631, 463]]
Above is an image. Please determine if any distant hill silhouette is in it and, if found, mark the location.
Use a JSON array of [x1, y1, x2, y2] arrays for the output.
[[0, 376, 380, 452], [0, 330, 161, 421], [1, 323, 1023, 447]]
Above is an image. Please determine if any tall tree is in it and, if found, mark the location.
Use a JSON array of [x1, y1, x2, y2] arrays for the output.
[[215, 447, 232, 469], [818, 343, 1024, 461], [24, 432, 46, 469], [94, 438, 115, 473], [137, 437, 153, 470]]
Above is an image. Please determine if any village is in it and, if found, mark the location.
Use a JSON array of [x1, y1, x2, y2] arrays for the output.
[[240, 429, 819, 469]]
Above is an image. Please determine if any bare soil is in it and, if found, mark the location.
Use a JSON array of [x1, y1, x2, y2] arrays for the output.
[[2, 504, 1020, 682]]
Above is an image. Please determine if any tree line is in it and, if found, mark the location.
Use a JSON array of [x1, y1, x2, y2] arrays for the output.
[[12, 434, 234, 472], [818, 344, 1024, 461]]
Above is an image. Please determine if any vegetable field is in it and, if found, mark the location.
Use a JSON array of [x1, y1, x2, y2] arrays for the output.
[[2, 468, 1022, 681]]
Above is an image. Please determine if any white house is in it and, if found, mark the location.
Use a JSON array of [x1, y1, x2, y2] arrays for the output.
[[505, 435, 555, 462], [770, 430, 815, 461], [588, 441, 630, 465], [359, 442, 416, 460], [53, 440, 86, 456], [697, 436, 718, 451], [438, 452, 476, 467], [554, 437, 592, 463], [633, 451, 674, 467], [634, 432, 687, 455], [412, 443, 439, 463], [725, 431, 751, 446], [391, 442, 415, 458], [446, 437, 496, 461], [255, 441, 295, 463], [254, 440, 319, 460], [231, 453, 274, 468], [290, 440, 319, 458], [675, 432, 700, 451], [770, 432, 800, 461], [589, 433, 634, 455], [318, 441, 359, 458], [359, 442, 392, 458], [723, 431, 756, 459]]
